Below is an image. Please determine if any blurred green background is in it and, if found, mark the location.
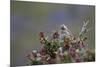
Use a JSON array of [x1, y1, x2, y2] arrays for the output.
[[11, 1, 95, 66]]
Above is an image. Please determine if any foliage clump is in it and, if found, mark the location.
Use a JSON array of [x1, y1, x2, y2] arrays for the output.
[[26, 21, 95, 65]]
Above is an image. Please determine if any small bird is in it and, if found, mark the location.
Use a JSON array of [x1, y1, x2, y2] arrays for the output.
[[59, 24, 73, 40]]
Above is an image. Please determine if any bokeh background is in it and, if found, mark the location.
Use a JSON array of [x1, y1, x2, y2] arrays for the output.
[[11, 1, 95, 66]]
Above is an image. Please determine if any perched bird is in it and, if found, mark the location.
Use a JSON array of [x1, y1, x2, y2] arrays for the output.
[[59, 24, 73, 40]]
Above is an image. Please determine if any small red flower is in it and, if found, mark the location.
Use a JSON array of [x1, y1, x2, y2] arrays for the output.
[[64, 44, 70, 50], [69, 47, 76, 58], [39, 32, 45, 38], [53, 31, 59, 39], [39, 47, 46, 55], [39, 32, 46, 44]]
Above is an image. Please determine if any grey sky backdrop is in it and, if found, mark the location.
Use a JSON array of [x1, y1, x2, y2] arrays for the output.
[[11, 1, 95, 66]]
